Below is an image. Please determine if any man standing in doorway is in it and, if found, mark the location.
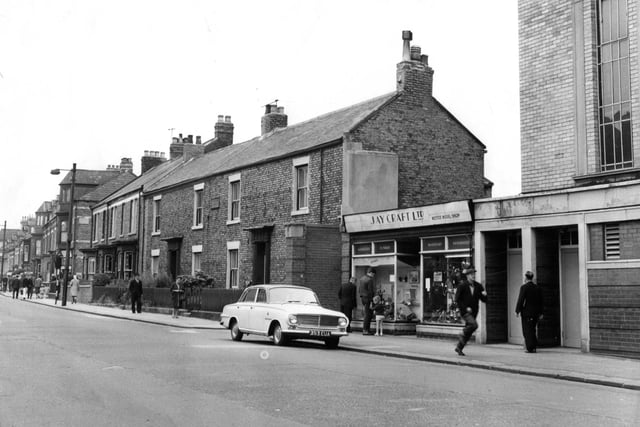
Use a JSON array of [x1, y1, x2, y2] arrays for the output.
[[338, 276, 358, 333], [358, 267, 376, 335], [516, 271, 544, 353], [454, 264, 488, 356], [129, 273, 143, 314]]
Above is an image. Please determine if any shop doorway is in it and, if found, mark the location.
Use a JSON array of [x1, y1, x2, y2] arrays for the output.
[[507, 249, 524, 345], [560, 247, 580, 348], [252, 241, 270, 284]]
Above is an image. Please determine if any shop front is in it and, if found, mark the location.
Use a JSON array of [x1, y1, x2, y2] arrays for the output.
[[344, 201, 473, 337]]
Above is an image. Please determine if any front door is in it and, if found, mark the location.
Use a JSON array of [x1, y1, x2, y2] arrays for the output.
[[507, 249, 524, 345], [168, 249, 179, 281], [560, 247, 580, 348]]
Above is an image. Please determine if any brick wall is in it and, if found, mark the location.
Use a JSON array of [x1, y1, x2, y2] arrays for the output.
[[588, 268, 640, 355], [519, 0, 578, 192], [142, 144, 344, 293], [350, 94, 486, 206]]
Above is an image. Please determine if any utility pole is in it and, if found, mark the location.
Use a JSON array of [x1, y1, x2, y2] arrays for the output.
[[1, 220, 6, 291]]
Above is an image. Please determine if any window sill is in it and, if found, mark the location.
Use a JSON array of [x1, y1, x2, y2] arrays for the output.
[[226, 219, 240, 225], [192, 224, 204, 231], [151, 231, 161, 236], [291, 208, 309, 216]]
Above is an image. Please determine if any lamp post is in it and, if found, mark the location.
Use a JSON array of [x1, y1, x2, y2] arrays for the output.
[[51, 163, 76, 307]]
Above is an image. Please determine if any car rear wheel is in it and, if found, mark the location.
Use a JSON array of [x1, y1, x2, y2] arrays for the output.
[[272, 323, 288, 346], [325, 337, 340, 349], [230, 320, 243, 341]]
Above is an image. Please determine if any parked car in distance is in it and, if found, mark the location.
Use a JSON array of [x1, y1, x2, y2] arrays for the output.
[[220, 284, 349, 348]]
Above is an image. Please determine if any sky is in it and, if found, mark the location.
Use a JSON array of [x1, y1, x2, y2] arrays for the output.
[[0, 0, 520, 229]]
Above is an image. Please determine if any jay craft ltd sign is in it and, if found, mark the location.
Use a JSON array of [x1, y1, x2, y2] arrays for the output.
[[343, 201, 472, 233]]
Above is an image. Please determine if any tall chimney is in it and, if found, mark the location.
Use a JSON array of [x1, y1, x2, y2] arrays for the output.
[[261, 103, 288, 135], [205, 114, 234, 153], [141, 151, 167, 174], [170, 136, 184, 160], [396, 30, 434, 103], [119, 157, 134, 172]]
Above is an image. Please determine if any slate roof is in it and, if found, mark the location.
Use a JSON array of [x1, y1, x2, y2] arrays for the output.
[[79, 171, 138, 203], [145, 92, 398, 193], [98, 159, 185, 205], [59, 169, 123, 186]]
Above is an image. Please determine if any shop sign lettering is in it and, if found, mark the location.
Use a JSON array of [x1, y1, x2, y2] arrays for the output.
[[344, 201, 472, 233]]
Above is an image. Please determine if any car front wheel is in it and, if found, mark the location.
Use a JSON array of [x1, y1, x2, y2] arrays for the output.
[[272, 323, 288, 346], [230, 320, 243, 341], [325, 337, 340, 349]]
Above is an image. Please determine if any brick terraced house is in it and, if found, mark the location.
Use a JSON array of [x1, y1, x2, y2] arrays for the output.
[[472, 0, 640, 356], [139, 31, 490, 317]]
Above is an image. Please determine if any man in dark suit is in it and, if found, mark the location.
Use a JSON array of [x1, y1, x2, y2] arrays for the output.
[[516, 271, 544, 353], [129, 273, 144, 314], [338, 276, 358, 332], [358, 267, 376, 335], [454, 264, 488, 356]]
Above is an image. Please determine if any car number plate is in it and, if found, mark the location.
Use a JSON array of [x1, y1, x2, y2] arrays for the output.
[[309, 330, 331, 337]]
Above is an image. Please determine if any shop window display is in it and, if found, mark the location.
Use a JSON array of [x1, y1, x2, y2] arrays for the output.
[[423, 255, 466, 324]]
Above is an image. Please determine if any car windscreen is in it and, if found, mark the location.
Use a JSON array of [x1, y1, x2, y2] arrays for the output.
[[269, 288, 319, 304]]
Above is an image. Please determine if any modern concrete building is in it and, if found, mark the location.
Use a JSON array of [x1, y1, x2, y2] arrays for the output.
[[473, 0, 640, 356]]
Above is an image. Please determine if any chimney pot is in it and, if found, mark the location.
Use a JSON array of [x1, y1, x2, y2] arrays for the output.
[[144, 150, 150, 156], [402, 30, 413, 61], [277, 107, 284, 114], [196, 136, 202, 145], [188, 135, 193, 144], [217, 115, 224, 122], [421, 54, 429, 65], [160, 152, 165, 158], [225, 115, 231, 122], [410, 45, 421, 60]]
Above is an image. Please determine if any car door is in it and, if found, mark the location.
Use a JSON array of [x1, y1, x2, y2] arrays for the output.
[[234, 288, 257, 332], [249, 287, 269, 334]]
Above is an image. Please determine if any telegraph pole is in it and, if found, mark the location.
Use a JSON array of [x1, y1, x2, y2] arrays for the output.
[[1, 220, 6, 291]]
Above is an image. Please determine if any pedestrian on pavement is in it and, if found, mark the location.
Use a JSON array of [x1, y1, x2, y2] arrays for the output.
[[170, 280, 185, 318], [11, 275, 20, 299], [129, 273, 143, 313], [358, 267, 376, 335], [70, 274, 80, 304], [19, 274, 26, 299], [34, 275, 42, 298], [516, 271, 544, 353], [25, 274, 34, 299], [454, 264, 488, 356], [53, 275, 60, 305], [338, 276, 358, 332], [372, 295, 386, 336]]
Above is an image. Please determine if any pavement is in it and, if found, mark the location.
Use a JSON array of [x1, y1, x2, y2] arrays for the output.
[[3, 292, 640, 391]]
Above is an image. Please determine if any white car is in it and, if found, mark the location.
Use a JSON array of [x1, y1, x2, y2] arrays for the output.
[[220, 284, 349, 348]]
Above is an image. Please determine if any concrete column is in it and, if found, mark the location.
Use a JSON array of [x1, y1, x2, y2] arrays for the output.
[[521, 226, 536, 275], [577, 218, 590, 352], [475, 229, 487, 344]]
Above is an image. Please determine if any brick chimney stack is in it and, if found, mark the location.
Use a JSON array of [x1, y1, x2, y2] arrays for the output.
[[261, 103, 288, 135], [170, 134, 184, 160], [119, 157, 134, 172], [205, 115, 234, 153], [141, 150, 167, 174], [396, 30, 433, 104]]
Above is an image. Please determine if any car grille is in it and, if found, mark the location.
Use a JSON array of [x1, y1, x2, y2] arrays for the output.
[[296, 314, 340, 328]]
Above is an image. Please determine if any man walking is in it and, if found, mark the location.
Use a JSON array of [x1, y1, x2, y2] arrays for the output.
[[11, 275, 20, 299], [516, 271, 544, 353], [338, 276, 358, 333], [128, 273, 143, 314], [454, 264, 488, 356], [358, 267, 376, 335]]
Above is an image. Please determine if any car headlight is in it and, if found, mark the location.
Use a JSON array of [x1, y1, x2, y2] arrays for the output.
[[338, 317, 348, 327], [288, 314, 298, 325]]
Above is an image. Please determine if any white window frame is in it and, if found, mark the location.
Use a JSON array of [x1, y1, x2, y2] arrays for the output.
[[109, 206, 117, 238], [128, 198, 138, 235], [88, 257, 96, 276], [227, 173, 241, 224], [227, 241, 240, 288], [192, 244, 203, 275], [292, 156, 309, 215], [152, 195, 162, 235], [193, 183, 204, 230]]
